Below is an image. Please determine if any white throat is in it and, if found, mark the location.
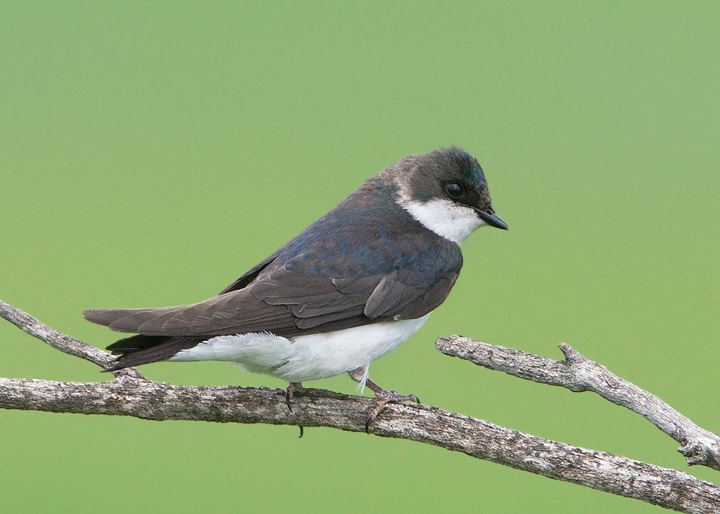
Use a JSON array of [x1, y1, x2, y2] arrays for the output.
[[398, 197, 484, 244]]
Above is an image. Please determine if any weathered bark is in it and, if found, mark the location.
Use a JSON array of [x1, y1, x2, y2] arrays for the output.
[[2, 299, 719, 513], [436, 336, 720, 471]]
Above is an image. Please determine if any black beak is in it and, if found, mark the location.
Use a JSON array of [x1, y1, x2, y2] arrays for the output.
[[473, 208, 508, 230]]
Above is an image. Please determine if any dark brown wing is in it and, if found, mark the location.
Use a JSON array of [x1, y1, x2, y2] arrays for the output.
[[84, 263, 459, 339], [85, 237, 462, 339]]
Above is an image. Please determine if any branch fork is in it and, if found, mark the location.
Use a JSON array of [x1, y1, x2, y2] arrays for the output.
[[436, 335, 720, 472]]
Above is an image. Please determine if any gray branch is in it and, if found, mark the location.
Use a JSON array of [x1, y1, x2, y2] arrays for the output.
[[0, 299, 143, 380], [436, 336, 720, 472], [2, 299, 720, 513]]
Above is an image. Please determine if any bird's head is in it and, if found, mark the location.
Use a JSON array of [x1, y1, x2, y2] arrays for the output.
[[392, 146, 507, 244]]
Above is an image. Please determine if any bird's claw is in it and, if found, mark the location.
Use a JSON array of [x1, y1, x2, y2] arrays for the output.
[[364, 390, 421, 433], [284, 382, 303, 412], [365, 400, 386, 433], [388, 390, 420, 404], [284, 390, 293, 412]]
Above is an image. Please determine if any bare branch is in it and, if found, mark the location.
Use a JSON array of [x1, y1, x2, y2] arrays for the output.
[[2, 376, 720, 513], [0, 299, 143, 379], [2, 298, 720, 512], [436, 336, 720, 471]]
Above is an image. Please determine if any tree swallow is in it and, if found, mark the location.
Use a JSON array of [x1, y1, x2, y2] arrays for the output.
[[84, 146, 507, 427]]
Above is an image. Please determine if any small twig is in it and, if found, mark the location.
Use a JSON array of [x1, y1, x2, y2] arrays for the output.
[[0, 299, 144, 380], [436, 335, 720, 472]]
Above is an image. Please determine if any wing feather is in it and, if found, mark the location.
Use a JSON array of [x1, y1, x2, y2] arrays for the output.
[[85, 219, 463, 339]]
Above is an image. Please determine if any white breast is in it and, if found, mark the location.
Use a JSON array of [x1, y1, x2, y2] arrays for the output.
[[169, 314, 431, 383]]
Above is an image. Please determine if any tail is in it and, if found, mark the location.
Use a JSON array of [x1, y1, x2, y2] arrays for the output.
[[83, 306, 184, 334], [100, 334, 205, 371], [84, 309, 204, 371]]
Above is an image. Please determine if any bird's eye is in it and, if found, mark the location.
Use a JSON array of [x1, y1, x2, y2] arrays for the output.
[[445, 182, 465, 199]]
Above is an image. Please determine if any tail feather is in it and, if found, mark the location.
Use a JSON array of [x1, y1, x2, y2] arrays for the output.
[[101, 334, 206, 371], [106, 334, 173, 354], [84, 307, 180, 334], [86, 307, 208, 371]]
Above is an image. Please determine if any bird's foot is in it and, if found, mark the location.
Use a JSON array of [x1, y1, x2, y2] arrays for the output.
[[284, 382, 304, 411], [364, 385, 420, 433]]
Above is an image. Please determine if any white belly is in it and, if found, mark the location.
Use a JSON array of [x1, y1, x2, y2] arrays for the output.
[[169, 314, 430, 382]]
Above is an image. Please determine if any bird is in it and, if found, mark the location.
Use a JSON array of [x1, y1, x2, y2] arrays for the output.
[[84, 146, 507, 429]]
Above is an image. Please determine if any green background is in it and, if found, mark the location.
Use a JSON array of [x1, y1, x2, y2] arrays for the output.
[[2, 1, 719, 512]]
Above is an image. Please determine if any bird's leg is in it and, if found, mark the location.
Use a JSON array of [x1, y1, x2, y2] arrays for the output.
[[347, 367, 420, 432], [284, 382, 304, 411]]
